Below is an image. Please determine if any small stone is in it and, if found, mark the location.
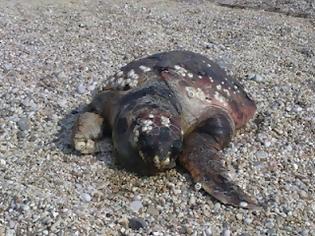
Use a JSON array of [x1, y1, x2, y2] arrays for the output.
[[43, 230, 49, 235], [118, 217, 129, 228], [88, 83, 96, 91], [9, 220, 16, 229], [80, 193, 92, 202], [147, 205, 159, 216], [255, 151, 268, 159], [4, 63, 13, 70], [299, 190, 308, 199], [222, 229, 231, 236], [6, 229, 15, 236], [130, 200, 143, 212], [0, 159, 6, 167], [244, 217, 253, 224], [189, 195, 196, 205], [286, 145, 293, 152], [77, 84, 86, 94], [128, 217, 146, 230], [247, 73, 264, 82], [17, 117, 30, 131], [203, 227, 212, 236], [213, 202, 221, 211], [294, 106, 303, 112], [194, 182, 202, 191], [264, 140, 272, 147], [240, 201, 248, 208], [185, 225, 193, 235], [236, 213, 243, 220], [22, 204, 30, 211]]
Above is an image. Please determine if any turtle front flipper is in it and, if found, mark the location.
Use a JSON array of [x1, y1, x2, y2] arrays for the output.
[[72, 112, 105, 154], [179, 114, 258, 209]]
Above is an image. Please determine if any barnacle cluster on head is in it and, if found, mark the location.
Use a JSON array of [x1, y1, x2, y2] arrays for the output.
[[130, 110, 183, 172]]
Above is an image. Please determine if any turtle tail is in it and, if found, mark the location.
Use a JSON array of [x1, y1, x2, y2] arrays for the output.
[[178, 132, 258, 209]]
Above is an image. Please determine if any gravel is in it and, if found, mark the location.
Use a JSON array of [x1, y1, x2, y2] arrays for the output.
[[0, 0, 314, 235]]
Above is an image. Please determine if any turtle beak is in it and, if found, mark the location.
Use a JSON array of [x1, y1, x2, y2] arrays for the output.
[[153, 152, 174, 170]]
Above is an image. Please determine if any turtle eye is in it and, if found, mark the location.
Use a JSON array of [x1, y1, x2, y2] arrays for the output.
[[171, 139, 182, 154]]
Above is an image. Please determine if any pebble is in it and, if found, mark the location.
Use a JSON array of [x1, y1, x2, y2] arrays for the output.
[[128, 217, 147, 230], [292, 163, 298, 170], [0, 159, 6, 167], [130, 200, 143, 212], [189, 195, 196, 205], [88, 83, 96, 91], [80, 193, 92, 202], [255, 151, 268, 159], [213, 202, 221, 211], [118, 217, 129, 228], [4, 63, 13, 70], [147, 205, 159, 216], [299, 190, 308, 199], [77, 84, 86, 94], [194, 183, 202, 191], [203, 227, 212, 236], [6, 229, 15, 236], [244, 217, 253, 224], [236, 213, 243, 221], [222, 229, 231, 236], [264, 140, 272, 147], [17, 117, 30, 131], [185, 225, 194, 235], [247, 73, 264, 82]]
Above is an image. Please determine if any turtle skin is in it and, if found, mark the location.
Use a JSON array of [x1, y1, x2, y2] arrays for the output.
[[72, 50, 258, 208]]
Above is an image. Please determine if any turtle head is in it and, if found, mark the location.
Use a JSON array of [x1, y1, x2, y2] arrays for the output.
[[132, 112, 183, 174]]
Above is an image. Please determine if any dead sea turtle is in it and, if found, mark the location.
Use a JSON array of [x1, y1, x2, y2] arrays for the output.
[[72, 50, 257, 208]]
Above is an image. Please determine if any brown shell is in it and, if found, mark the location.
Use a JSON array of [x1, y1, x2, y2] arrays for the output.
[[100, 50, 256, 132]]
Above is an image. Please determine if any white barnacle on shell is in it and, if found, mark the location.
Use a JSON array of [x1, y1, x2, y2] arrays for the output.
[[174, 65, 187, 76], [185, 86, 206, 101], [216, 84, 222, 91], [187, 72, 194, 78], [207, 63, 211, 67], [139, 65, 151, 72], [214, 91, 228, 106], [127, 69, 139, 80], [198, 75, 202, 79], [161, 115, 170, 127], [185, 86, 195, 98], [140, 119, 154, 133], [148, 114, 154, 119], [133, 128, 140, 143], [223, 88, 231, 97], [209, 77, 214, 83], [195, 88, 206, 101]]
